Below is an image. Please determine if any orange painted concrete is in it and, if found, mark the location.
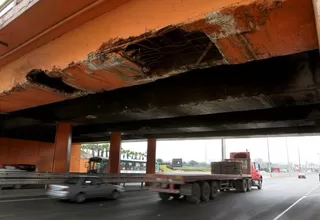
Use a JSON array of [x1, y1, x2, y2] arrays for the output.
[[146, 139, 156, 174], [0, 85, 66, 113], [108, 132, 121, 174], [0, 138, 54, 172], [0, 0, 317, 112], [0, 0, 130, 70], [0, 138, 81, 172], [79, 159, 89, 173], [52, 123, 72, 173], [70, 143, 81, 173]]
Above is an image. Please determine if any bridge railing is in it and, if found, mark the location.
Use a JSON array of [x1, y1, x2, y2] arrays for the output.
[[0, 171, 146, 186]]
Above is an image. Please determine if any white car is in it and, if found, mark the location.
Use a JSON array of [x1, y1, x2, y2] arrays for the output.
[[46, 176, 125, 203]]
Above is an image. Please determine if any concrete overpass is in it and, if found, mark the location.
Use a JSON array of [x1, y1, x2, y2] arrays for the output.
[[1, 0, 320, 174]]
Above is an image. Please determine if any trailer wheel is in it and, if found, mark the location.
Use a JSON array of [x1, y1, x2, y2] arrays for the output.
[[186, 183, 201, 203], [159, 192, 171, 201], [200, 181, 210, 202], [210, 181, 219, 200], [247, 180, 252, 192]]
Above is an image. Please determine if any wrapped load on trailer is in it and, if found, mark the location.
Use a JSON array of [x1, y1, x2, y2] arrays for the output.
[[145, 151, 263, 204], [211, 161, 242, 175]]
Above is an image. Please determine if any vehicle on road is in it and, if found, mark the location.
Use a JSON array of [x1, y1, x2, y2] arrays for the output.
[[87, 156, 160, 174], [46, 176, 124, 203], [298, 172, 306, 179], [145, 151, 262, 203]]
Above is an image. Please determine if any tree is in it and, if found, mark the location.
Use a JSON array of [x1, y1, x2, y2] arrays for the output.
[[189, 160, 199, 167], [199, 162, 208, 167], [157, 158, 163, 164], [81, 143, 109, 157]]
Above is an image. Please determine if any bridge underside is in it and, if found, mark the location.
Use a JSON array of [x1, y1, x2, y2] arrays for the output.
[[2, 50, 320, 142], [0, 0, 317, 113]]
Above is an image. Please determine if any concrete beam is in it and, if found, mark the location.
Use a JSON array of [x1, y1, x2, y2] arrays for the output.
[[10, 52, 320, 123], [72, 126, 320, 143], [72, 104, 319, 135], [0, 0, 317, 112]]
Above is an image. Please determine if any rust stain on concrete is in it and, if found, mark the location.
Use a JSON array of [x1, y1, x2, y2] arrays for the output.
[[0, 0, 318, 113]]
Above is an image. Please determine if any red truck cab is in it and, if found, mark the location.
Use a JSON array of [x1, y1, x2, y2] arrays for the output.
[[230, 152, 263, 189]]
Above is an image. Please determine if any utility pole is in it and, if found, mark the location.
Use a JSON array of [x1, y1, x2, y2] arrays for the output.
[[298, 146, 301, 170], [221, 139, 227, 160], [285, 137, 290, 172], [267, 137, 272, 175], [205, 142, 207, 164]]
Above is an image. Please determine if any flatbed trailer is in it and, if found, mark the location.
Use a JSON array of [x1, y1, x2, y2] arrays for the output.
[[145, 172, 262, 203]]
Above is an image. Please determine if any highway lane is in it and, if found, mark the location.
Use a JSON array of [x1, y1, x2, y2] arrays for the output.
[[0, 174, 319, 220]]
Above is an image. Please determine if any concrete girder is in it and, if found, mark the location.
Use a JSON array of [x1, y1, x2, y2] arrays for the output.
[[72, 126, 320, 143], [0, 0, 317, 112], [9, 51, 320, 124]]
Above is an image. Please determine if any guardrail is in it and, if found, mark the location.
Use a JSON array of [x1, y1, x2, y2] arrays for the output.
[[0, 172, 146, 187]]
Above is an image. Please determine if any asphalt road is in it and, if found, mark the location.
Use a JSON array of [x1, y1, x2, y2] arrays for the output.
[[0, 174, 319, 220]]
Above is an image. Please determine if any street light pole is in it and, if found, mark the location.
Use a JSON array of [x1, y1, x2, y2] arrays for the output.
[[221, 139, 226, 161], [298, 145, 301, 171], [267, 137, 272, 175], [286, 137, 290, 172], [205, 142, 207, 164]]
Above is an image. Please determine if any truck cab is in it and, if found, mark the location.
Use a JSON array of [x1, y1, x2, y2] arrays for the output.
[[230, 152, 262, 189]]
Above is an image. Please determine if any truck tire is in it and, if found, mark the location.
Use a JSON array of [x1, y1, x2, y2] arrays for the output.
[[186, 183, 201, 203], [247, 179, 252, 192], [235, 179, 247, 193], [159, 192, 171, 201], [200, 181, 210, 202], [257, 179, 262, 190], [210, 181, 219, 199], [241, 179, 248, 192]]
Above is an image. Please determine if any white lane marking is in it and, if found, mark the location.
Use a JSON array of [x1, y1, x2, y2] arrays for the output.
[[272, 184, 320, 220], [0, 197, 50, 203]]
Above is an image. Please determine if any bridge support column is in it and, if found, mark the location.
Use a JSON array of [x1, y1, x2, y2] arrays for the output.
[[221, 139, 227, 160], [146, 139, 156, 174], [108, 132, 121, 174], [52, 123, 72, 173], [70, 143, 81, 173], [146, 139, 156, 187]]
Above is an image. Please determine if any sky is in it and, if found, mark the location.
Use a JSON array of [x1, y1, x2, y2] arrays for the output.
[[120, 136, 320, 165]]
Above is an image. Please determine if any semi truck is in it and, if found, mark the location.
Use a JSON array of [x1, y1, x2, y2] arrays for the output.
[[145, 152, 262, 203]]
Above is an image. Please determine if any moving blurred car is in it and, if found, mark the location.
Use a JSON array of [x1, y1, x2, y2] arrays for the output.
[[46, 176, 124, 203], [298, 172, 306, 179]]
